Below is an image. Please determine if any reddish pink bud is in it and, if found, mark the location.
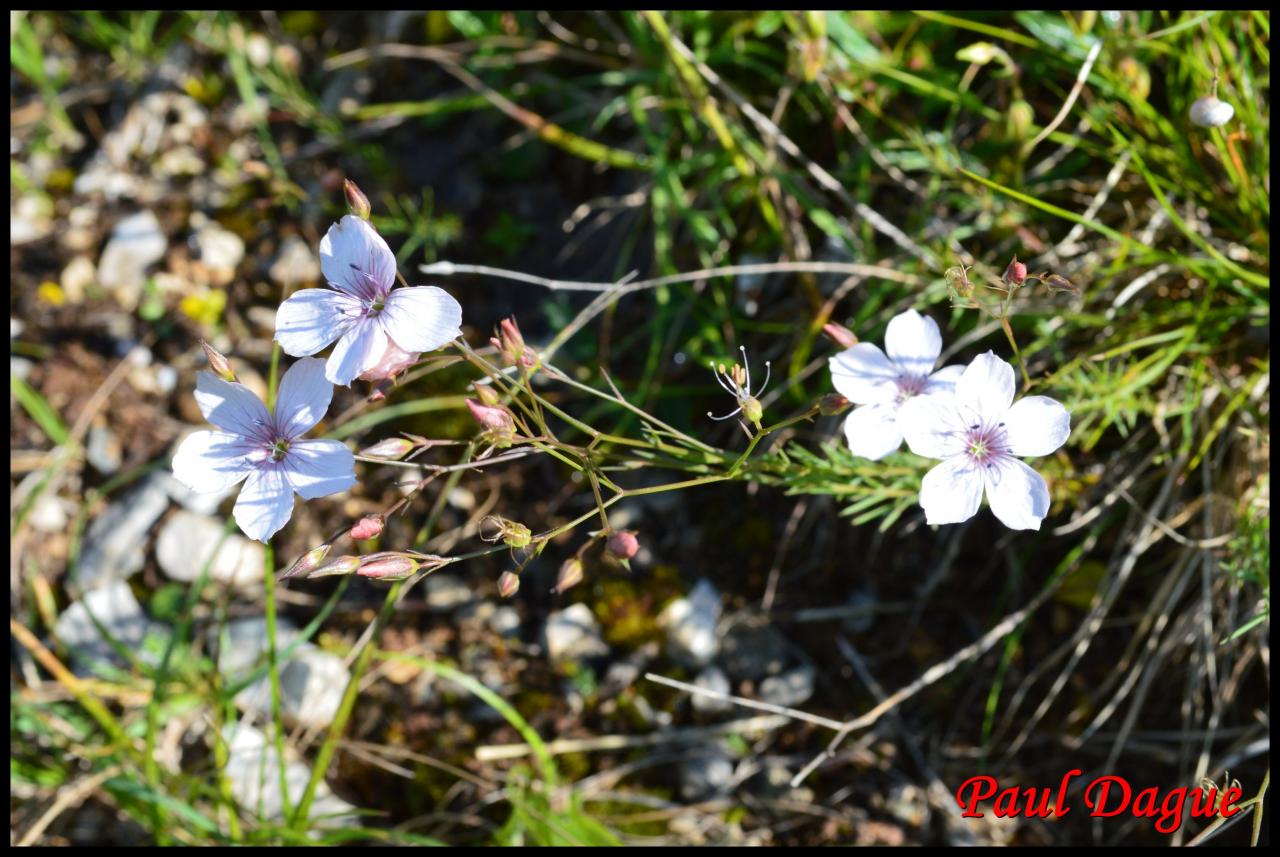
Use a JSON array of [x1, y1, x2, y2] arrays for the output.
[[1003, 256, 1028, 287], [359, 437, 416, 460], [278, 542, 332, 580], [343, 178, 371, 221], [492, 316, 536, 368], [357, 552, 420, 580], [349, 514, 385, 541], [358, 339, 420, 382], [553, 557, 584, 594], [818, 393, 851, 416], [466, 399, 517, 447], [821, 322, 858, 350], [307, 554, 361, 578], [606, 530, 639, 562], [497, 570, 520, 598]]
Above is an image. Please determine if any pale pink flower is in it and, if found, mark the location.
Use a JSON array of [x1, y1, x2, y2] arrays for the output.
[[171, 357, 355, 542], [274, 215, 462, 386], [828, 309, 963, 461], [900, 351, 1070, 530]]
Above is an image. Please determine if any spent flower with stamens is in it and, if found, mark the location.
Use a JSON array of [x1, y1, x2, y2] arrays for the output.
[[708, 345, 770, 428], [899, 351, 1070, 530], [171, 357, 356, 542], [827, 309, 963, 461], [274, 215, 462, 386]]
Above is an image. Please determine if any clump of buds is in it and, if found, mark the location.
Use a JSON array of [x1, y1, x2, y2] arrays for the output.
[[605, 530, 639, 570], [307, 554, 361, 579], [358, 340, 420, 382], [1003, 256, 1027, 287], [466, 398, 517, 447], [359, 437, 417, 460], [482, 516, 533, 549], [349, 514, 385, 541], [200, 339, 236, 382], [343, 178, 372, 221], [821, 322, 858, 350], [553, 557, 584, 594], [356, 552, 420, 580], [818, 393, 851, 416], [278, 542, 332, 580], [491, 317, 537, 369], [497, 570, 521, 598]]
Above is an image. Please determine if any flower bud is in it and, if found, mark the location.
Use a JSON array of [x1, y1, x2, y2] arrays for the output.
[[349, 514, 385, 541], [466, 399, 517, 447], [1189, 95, 1233, 128], [307, 554, 360, 578], [821, 322, 858, 350], [359, 437, 416, 460], [358, 339, 420, 382], [741, 396, 764, 427], [200, 339, 236, 382], [357, 552, 420, 580], [818, 393, 851, 416], [473, 384, 501, 406], [343, 178, 372, 220], [553, 557, 584, 594], [497, 570, 521, 598], [1003, 256, 1027, 287], [278, 542, 332, 580], [1041, 273, 1080, 296], [606, 530, 639, 563], [491, 316, 537, 369], [1005, 99, 1034, 142]]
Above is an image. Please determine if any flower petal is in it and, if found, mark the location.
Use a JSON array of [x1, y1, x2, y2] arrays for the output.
[[828, 343, 898, 404], [984, 456, 1051, 530], [194, 371, 270, 438], [884, 309, 942, 379], [1003, 396, 1071, 458], [274, 357, 333, 439], [956, 351, 1015, 423], [284, 439, 356, 500], [378, 286, 463, 354], [171, 430, 255, 493], [233, 465, 295, 542], [325, 318, 387, 386], [274, 288, 358, 357], [899, 394, 968, 460], [842, 404, 904, 461], [919, 455, 983, 525], [319, 215, 396, 301], [923, 364, 965, 396]]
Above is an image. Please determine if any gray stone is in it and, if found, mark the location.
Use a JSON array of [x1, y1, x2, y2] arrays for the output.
[[487, 605, 522, 638], [195, 223, 245, 283], [758, 664, 815, 708], [216, 616, 301, 676], [679, 743, 736, 801], [544, 603, 609, 662], [97, 210, 167, 309], [11, 356, 34, 381], [691, 666, 733, 714], [423, 572, 473, 611], [10, 194, 53, 245], [75, 473, 172, 591], [222, 723, 357, 829], [269, 236, 321, 287], [720, 619, 790, 681], [60, 255, 96, 303], [27, 493, 71, 534], [156, 510, 265, 588], [158, 468, 236, 516], [54, 580, 163, 673], [658, 579, 722, 668], [86, 424, 123, 474]]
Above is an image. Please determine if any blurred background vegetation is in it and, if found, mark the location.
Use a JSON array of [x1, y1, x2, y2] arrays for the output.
[[10, 10, 1269, 846]]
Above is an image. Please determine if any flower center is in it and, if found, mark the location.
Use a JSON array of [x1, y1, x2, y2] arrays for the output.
[[270, 438, 291, 462], [895, 374, 926, 404], [963, 422, 1007, 467]]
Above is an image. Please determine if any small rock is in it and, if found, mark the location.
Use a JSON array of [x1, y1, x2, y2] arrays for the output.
[[216, 616, 301, 676], [423, 572, 473, 611], [62, 205, 100, 253], [195, 223, 245, 285], [11, 356, 34, 381], [544, 603, 609, 663], [60, 255, 96, 303], [720, 618, 791, 681], [691, 666, 733, 714], [154, 364, 178, 394], [758, 664, 815, 708], [158, 468, 235, 516], [235, 647, 348, 729], [487, 605, 522, 638], [156, 510, 265, 588], [54, 580, 164, 672], [749, 758, 815, 803], [269, 236, 321, 287], [10, 194, 53, 245], [86, 424, 123, 474], [75, 473, 172, 591], [658, 579, 722, 668], [679, 743, 736, 801], [222, 723, 357, 829], [97, 210, 167, 310], [27, 493, 72, 534]]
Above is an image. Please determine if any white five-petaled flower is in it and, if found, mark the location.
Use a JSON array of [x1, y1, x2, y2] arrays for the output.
[[828, 309, 964, 461], [274, 215, 463, 386], [171, 357, 357, 543], [899, 351, 1070, 531]]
